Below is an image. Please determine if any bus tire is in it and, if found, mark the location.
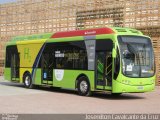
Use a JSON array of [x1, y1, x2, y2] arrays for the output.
[[77, 76, 91, 96], [23, 72, 34, 89]]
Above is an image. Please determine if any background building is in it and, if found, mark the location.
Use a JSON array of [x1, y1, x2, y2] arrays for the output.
[[0, 0, 160, 85]]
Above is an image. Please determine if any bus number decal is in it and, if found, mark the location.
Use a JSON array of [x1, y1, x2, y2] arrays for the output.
[[55, 51, 64, 58]]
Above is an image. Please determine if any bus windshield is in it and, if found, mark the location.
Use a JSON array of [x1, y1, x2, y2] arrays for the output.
[[118, 36, 155, 78]]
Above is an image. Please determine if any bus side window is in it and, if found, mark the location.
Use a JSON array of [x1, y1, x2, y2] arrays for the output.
[[54, 41, 88, 70], [114, 47, 120, 80]]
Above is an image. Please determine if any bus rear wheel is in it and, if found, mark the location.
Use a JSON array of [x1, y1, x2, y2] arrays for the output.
[[23, 72, 34, 89], [77, 76, 91, 96]]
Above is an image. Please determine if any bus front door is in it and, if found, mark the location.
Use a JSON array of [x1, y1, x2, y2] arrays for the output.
[[11, 53, 20, 81], [96, 51, 112, 88]]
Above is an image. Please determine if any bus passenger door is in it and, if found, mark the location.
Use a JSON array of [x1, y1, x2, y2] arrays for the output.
[[96, 52, 106, 86], [96, 51, 112, 87], [95, 40, 113, 89], [11, 53, 20, 81], [41, 52, 53, 85]]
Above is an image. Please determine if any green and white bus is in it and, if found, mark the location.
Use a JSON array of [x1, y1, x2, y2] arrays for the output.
[[4, 27, 155, 96]]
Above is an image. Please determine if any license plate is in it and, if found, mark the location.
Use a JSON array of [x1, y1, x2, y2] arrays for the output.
[[137, 86, 144, 90]]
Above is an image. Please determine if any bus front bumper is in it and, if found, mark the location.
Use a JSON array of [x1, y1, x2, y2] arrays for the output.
[[112, 80, 155, 93]]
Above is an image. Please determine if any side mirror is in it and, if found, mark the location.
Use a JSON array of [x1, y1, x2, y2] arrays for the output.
[[112, 48, 116, 58]]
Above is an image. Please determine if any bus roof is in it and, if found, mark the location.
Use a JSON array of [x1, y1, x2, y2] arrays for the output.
[[11, 33, 53, 42], [51, 27, 143, 38], [6, 27, 143, 45], [51, 27, 114, 38], [6, 33, 53, 46]]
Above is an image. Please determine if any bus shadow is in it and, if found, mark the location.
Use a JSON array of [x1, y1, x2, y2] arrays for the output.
[[0, 81, 145, 100], [0, 81, 24, 88], [35, 87, 146, 100], [91, 92, 145, 100]]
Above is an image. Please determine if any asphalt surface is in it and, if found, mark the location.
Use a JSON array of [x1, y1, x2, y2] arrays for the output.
[[0, 76, 160, 114]]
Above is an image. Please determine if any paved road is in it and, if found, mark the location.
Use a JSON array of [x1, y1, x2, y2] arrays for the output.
[[0, 76, 160, 114]]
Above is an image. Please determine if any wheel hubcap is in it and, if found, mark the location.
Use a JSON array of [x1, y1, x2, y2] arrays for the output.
[[80, 81, 88, 93], [25, 76, 30, 86]]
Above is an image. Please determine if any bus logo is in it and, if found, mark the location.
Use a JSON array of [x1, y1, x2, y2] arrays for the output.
[[84, 31, 96, 35], [54, 69, 64, 81], [24, 48, 31, 62]]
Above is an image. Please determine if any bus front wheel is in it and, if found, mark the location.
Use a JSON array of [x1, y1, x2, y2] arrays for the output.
[[23, 72, 34, 89], [77, 76, 91, 96]]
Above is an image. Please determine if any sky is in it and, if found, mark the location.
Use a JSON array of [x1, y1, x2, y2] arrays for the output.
[[0, 0, 17, 4]]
